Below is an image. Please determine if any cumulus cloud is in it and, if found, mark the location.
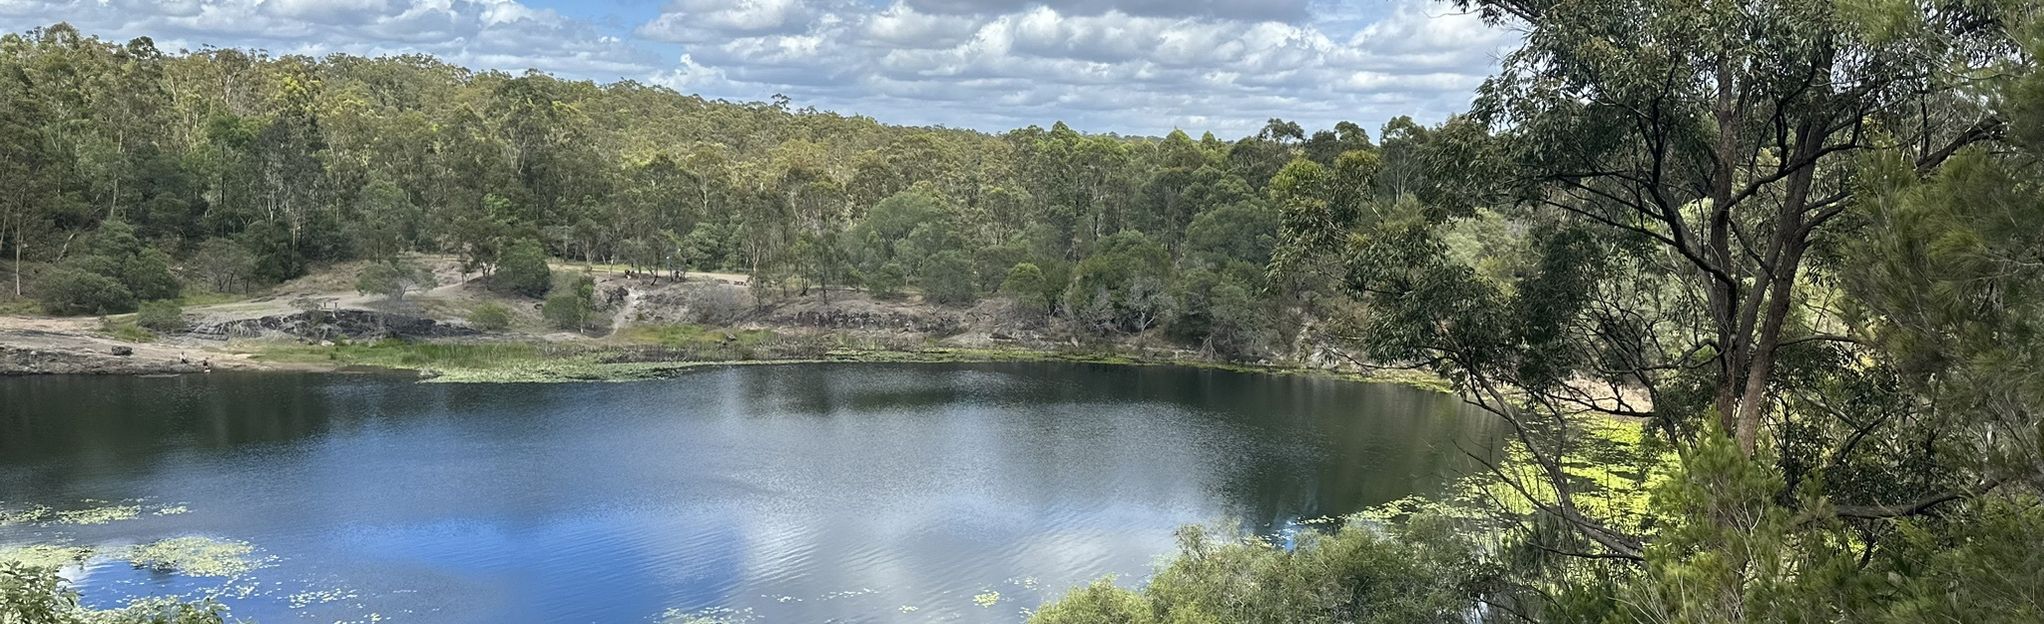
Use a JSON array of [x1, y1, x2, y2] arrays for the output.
[[0, 0, 1515, 136], [647, 0, 1513, 135], [904, 0, 1314, 23], [860, 3, 980, 48], [262, 0, 395, 24], [0, 0, 658, 78], [637, 0, 823, 43]]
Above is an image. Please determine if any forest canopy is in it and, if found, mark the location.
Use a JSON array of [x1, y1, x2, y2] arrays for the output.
[[0, 22, 1407, 358]]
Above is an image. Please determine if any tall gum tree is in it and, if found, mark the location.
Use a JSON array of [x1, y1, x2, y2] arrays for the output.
[[1284, 0, 2037, 562]]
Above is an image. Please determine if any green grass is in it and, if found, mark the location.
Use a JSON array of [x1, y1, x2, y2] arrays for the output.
[[176, 290, 246, 307], [98, 317, 155, 342], [124, 536, 265, 577], [0, 290, 245, 315], [618, 323, 776, 348], [253, 339, 737, 382], [258, 340, 545, 369], [246, 331, 1458, 389], [0, 297, 37, 315]]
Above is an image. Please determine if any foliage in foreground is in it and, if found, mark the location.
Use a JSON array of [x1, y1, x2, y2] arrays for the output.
[[1031, 516, 1490, 624], [1, 563, 223, 624], [1175, 0, 2044, 621], [1037, 429, 2044, 624], [1544, 431, 2044, 624]]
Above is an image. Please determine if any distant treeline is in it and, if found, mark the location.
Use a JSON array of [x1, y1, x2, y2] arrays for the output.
[[0, 22, 1461, 355]]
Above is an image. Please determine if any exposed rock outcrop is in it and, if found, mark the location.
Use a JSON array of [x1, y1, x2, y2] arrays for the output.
[[763, 301, 963, 334], [189, 309, 479, 341], [0, 341, 204, 375]]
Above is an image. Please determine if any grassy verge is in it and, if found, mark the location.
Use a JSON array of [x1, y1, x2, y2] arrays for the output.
[[98, 316, 155, 342], [0, 297, 37, 315], [257, 340, 546, 370], [245, 325, 1454, 389], [615, 323, 777, 348], [176, 290, 247, 307]]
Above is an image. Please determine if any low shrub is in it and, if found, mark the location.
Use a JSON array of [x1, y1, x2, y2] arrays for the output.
[[468, 302, 513, 331], [543, 275, 597, 330], [135, 300, 187, 333], [36, 267, 135, 315]]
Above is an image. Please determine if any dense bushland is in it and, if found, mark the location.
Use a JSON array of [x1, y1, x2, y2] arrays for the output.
[[0, 24, 1405, 357]]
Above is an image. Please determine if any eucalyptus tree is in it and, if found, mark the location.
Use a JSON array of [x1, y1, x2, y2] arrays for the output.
[[1067, 230, 1174, 334], [0, 42, 57, 297], [1280, 0, 2041, 613], [849, 134, 958, 209], [1135, 130, 1215, 249], [489, 73, 603, 224], [348, 176, 422, 259], [356, 257, 432, 303], [1302, 120, 1373, 166], [1373, 116, 1430, 199]]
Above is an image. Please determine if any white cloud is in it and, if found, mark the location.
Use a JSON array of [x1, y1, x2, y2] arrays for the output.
[[0, 0, 657, 78], [648, 0, 1513, 135], [637, 0, 821, 43], [905, 0, 1314, 23], [263, 0, 395, 24], [0, 0, 1516, 136], [859, 3, 979, 48]]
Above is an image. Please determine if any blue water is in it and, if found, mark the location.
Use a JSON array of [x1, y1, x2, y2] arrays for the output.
[[0, 362, 1500, 623]]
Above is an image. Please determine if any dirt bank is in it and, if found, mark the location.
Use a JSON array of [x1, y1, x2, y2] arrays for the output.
[[0, 256, 1281, 379], [0, 316, 266, 375]]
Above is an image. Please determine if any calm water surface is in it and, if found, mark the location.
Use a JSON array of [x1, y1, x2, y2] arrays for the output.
[[0, 362, 1501, 623]]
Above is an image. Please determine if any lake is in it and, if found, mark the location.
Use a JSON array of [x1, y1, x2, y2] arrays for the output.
[[0, 362, 1502, 623]]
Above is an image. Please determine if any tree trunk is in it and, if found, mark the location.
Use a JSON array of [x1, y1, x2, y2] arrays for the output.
[[1735, 256, 1800, 453], [1730, 89, 1829, 452], [1708, 53, 1743, 437]]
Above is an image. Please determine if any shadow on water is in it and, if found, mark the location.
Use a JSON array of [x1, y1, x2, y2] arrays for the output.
[[0, 362, 1502, 624]]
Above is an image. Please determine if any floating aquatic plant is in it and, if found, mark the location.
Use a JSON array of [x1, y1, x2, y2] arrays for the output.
[[0, 544, 93, 569], [4, 499, 188, 526], [288, 588, 361, 609], [0, 505, 52, 526], [54, 504, 142, 525], [657, 606, 758, 624], [817, 588, 877, 601], [123, 536, 269, 577]]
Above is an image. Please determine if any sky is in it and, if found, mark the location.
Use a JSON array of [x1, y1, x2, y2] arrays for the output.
[[0, 0, 1517, 137]]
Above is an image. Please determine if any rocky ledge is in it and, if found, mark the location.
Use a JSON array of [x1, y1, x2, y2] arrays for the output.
[[189, 309, 479, 341]]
